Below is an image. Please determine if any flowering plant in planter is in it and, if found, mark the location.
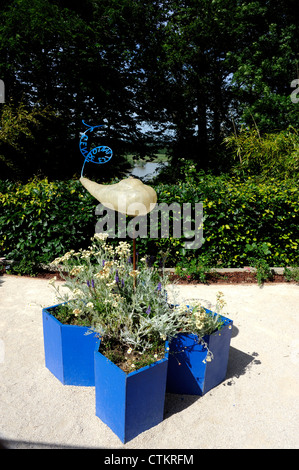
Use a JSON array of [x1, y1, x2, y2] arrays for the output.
[[46, 235, 232, 439], [178, 291, 227, 359], [49, 234, 188, 372], [166, 292, 233, 396]]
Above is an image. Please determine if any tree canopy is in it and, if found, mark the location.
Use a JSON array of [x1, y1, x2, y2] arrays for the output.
[[0, 0, 298, 180]]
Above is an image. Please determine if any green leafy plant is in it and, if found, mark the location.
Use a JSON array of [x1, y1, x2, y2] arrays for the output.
[[0, 100, 55, 153], [251, 259, 273, 286], [283, 267, 299, 283], [175, 255, 212, 283], [0, 178, 96, 275], [224, 126, 299, 179], [245, 242, 274, 285]]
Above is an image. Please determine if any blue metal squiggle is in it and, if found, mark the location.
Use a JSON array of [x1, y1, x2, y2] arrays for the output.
[[79, 120, 113, 177]]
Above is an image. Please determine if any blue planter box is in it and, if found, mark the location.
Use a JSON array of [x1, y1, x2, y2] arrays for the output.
[[166, 311, 233, 396], [42, 304, 98, 386], [94, 340, 169, 443]]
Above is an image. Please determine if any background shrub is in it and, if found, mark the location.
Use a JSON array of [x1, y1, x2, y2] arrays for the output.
[[152, 174, 298, 268], [0, 174, 298, 275], [0, 178, 96, 274], [224, 126, 299, 179]]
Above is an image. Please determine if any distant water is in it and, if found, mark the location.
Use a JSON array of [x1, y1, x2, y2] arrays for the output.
[[129, 162, 168, 181]]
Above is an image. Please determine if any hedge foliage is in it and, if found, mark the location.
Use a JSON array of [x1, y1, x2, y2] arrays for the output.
[[0, 175, 298, 275], [154, 174, 298, 268], [0, 179, 96, 274], [224, 126, 299, 179]]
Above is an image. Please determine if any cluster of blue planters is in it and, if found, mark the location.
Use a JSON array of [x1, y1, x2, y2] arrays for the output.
[[42, 304, 233, 444]]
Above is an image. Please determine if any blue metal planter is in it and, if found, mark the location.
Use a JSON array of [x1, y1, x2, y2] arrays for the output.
[[42, 304, 98, 386], [94, 340, 169, 443], [166, 311, 233, 396]]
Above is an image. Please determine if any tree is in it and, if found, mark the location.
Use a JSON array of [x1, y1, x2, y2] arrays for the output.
[[0, 0, 298, 180], [0, 0, 145, 179], [132, 0, 240, 169], [226, 0, 299, 131], [0, 100, 56, 179]]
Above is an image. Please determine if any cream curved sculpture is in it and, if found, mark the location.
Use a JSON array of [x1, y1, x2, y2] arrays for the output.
[[80, 176, 157, 216]]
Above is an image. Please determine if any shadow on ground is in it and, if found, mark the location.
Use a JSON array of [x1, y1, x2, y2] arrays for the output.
[[164, 335, 258, 420]]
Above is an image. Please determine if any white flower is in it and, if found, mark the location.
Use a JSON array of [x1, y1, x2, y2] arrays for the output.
[[129, 270, 140, 277], [93, 233, 109, 241], [127, 348, 132, 354], [72, 288, 84, 297], [48, 276, 57, 285], [175, 304, 188, 315], [195, 320, 204, 330], [60, 252, 72, 261], [70, 266, 84, 275], [73, 308, 81, 316], [86, 302, 94, 308], [50, 258, 61, 266], [115, 241, 131, 257]]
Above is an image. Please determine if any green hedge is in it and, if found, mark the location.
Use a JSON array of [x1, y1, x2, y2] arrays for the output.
[[154, 175, 298, 267], [0, 179, 96, 274], [0, 175, 298, 275]]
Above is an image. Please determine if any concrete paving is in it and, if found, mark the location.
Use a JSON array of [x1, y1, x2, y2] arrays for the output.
[[0, 274, 298, 449]]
